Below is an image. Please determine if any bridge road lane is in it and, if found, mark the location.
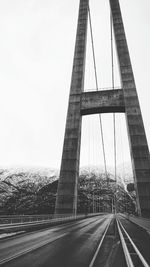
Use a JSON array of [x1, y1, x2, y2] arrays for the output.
[[0, 214, 112, 267], [118, 215, 150, 265]]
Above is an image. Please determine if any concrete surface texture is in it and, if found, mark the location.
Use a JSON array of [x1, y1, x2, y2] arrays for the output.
[[110, 0, 150, 217], [55, 0, 89, 215]]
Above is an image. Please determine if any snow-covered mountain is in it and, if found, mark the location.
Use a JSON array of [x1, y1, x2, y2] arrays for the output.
[[0, 166, 59, 205], [0, 163, 135, 215], [80, 162, 133, 184]]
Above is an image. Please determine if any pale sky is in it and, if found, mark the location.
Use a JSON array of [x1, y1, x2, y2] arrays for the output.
[[0, 0, 150, 172]]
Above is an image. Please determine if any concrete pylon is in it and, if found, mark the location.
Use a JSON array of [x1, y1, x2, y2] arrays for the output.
[[55, 0, 150, 218], [109, 0, 150, 217], [55, 0, 89, 215]]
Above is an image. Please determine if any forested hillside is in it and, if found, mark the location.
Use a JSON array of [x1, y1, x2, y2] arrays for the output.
[[0, 166, 136, 215]]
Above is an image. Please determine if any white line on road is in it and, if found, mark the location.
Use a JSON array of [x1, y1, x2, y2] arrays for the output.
[[89, 218, 112, 267], [0, 233, 67, 265]]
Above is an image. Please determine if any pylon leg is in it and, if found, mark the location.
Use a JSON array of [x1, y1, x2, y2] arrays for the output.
[[55, 0, 89, 215]]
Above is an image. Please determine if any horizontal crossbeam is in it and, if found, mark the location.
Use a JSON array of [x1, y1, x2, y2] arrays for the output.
[[81, 89, 125, 115]]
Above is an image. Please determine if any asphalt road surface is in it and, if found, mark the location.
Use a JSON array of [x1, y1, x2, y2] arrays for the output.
[[0, 214, 112, 267], [1, 214, 150, 267]]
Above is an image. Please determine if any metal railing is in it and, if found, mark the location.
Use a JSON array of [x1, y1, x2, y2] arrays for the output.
[[117, 217, 149, 267], [0, 213, 104, 228]]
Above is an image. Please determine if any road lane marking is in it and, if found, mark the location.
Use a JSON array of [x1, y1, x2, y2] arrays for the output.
[[0, 233, 67, 265], [89, 217, 112, 267]]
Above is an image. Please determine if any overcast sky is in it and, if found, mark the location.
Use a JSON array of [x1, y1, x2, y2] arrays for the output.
[[0, 0, 150, 172]]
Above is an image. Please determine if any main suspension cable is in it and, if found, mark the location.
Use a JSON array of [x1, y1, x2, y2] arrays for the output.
[[88, 6, 108, 179]]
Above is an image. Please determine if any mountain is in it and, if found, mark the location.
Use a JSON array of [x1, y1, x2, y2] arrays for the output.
[[80, 162, 134, 186], [0, 166, 59, 214], [0, 164, 135, 215]]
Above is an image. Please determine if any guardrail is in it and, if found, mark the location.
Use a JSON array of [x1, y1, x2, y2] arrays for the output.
[[0, 213, 106, 225], [0, 214, 54, 224], [117, 217, 149, 267], [0, 213, 106, 234]]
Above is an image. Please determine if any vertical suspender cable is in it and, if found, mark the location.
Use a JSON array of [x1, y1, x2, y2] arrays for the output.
[[110, 12, 117, 212], [88, 6, 108, 180], [88, 7, 99, 90]]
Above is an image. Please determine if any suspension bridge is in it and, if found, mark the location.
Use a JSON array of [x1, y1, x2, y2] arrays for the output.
[[0, 0, 150, 266], [55, 0, 150, 218]]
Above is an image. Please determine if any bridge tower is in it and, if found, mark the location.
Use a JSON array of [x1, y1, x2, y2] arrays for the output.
[[55, 0, 150, 218]]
